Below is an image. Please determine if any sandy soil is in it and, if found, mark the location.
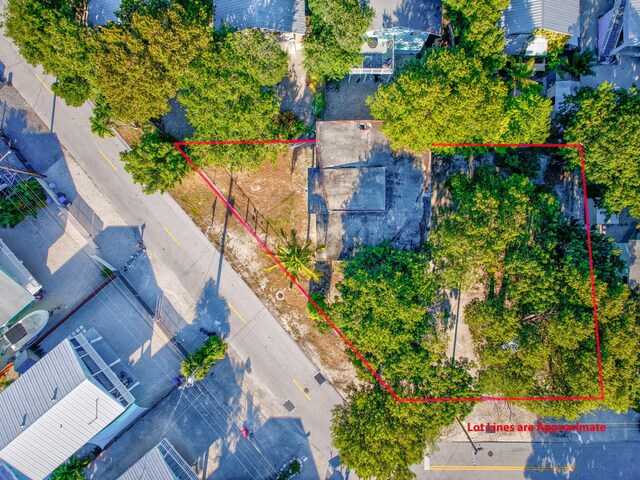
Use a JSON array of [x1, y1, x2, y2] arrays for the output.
[[170, 147, 358, 395]]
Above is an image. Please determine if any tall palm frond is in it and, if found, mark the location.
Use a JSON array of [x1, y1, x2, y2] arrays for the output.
[[504, 56, 537, 96], [563, 49, 596, 78], [266, 229, 324, 287]]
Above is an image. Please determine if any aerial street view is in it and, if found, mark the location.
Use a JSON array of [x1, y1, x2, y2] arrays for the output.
[[0, 0, 639, 478]]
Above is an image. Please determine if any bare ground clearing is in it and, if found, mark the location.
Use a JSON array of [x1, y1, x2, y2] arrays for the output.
[[170, 147, 358, 395]]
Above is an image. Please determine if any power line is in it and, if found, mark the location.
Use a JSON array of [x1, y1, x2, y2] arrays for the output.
[[3, 183, 276, 476]]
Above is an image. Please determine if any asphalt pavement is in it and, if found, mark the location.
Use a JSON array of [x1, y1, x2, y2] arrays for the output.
[[0, 22, 343, 478], [422, 438, 640, 480]]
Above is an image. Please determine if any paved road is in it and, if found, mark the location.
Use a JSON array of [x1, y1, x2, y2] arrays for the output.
[[0, 23, 342, 478], [422, 437, 640, 480]]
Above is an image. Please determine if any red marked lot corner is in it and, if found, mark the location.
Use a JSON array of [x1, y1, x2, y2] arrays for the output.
[[174, 140, 605, 404]]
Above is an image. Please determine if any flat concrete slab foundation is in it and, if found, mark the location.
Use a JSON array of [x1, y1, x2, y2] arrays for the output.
[[313, 121, 429, 260]]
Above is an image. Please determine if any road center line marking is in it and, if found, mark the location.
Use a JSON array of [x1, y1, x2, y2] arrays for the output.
[[292, 378, 311, 400], [227, 302, 247, 324], [34, 74, 53, 94], [428, 466, 576, 471], [99, 149, 117, 171], [163, 225, 181, 246]]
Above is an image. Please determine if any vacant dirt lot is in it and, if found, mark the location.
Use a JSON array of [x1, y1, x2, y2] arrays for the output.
[[170, 146, 358, 394]]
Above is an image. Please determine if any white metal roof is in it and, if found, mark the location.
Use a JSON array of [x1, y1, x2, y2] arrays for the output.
[[367, 0, 442, 35], [213, 0, 306, 34], [0, 271, 33, 328], [118, 438, 198, 480], [502, 0, 580, 37], [0, 339, 126, 479], [0, 238, 40, 294], [624, 0, 640, 46]]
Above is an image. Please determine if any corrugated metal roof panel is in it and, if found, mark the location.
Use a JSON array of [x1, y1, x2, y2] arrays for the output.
[[503, 0, 580, 36], [87, 0, 121, 26], [625, 0, 640, 44], [118, 445, 176, 480], [368, 0, 442, 35], [0, 271, 33, 327], [119, 439, 198, 480], [0, 339, 126, 480], [214, 0, 306, 34], [0, 239, 41, 296]]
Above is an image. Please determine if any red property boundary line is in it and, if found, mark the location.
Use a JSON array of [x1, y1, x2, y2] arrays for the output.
[[174, 140, 605, 404]]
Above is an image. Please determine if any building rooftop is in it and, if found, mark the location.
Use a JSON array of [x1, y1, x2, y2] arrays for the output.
[[623, 0, 640, 47], [0, 331, 134, 479], [213, 0, 306, 34], [118, 438, 198, 480], [367, 0, 442, 35], [311, 121, 428, 260], [320, 167, 386, 212], [0, 238, 40, 327], [502, 0, 580, 37], [86, 0, 121, 26]]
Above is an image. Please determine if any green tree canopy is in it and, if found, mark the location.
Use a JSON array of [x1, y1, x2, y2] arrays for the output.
[[92, 1, 211, 123], [369, 48, 510, 152], [179, 29, 290, 171], [180, 335, 228, 381], [0, 178, 47, 228], [504, 84, 553, 144], [326, 244, 476, 479], [329, 244, 444, 381], [303, 0, 374, 82], [332, 380, 474, 480], [434, 168, 640, 419], [50, 455, 90, 480], [557, 83, 640, 217], [443, 0, 510, 71], [4, 0, 95, 106], [121, 130, 190, 193], [431, 168, 557, 288], [368, 48, 552, 152], [265, 229, 323, 288]]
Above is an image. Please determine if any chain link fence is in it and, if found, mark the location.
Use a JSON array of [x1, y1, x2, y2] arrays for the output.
[[203, 168, 282, 253]]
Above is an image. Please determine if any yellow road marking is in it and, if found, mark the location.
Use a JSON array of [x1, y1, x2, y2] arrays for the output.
[[292, 378, 311, 400], [227, 302, 247, 324], [99, 149, 117, 171], [428, 466, 576, 471], [163, 225, 181, 246], [34, 74, 53, 94]]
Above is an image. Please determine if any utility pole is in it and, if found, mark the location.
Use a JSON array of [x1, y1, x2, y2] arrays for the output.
[[180, 366, 201, 389], [455, 416, 481, 465], [451, 283, 462, 366], [0, 164, 46, 178]]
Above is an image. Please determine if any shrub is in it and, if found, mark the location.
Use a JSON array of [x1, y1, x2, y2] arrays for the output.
[[307, 292, 331, 333], [180, 335, 227, 381]]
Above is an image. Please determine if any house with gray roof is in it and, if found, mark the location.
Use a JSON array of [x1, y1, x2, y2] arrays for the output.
[[118, 438, 198, 480], [213, 0, 306, 36], [501, 0, 581, 56], [0, 330, 136, 479], [599, 0, 640, 63], [352, 0, 442, 74]]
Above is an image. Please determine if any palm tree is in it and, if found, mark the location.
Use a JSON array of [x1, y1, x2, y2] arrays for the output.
[[503, 56, 537, 96], [90, 97, 115, 138], [50, 456, 91, 480], [266, 229, 323, 288], [563, 49, 596, 78], [89, 114, 114, 138]]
